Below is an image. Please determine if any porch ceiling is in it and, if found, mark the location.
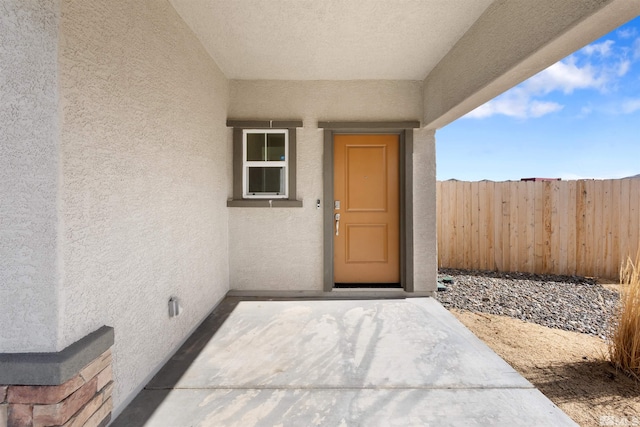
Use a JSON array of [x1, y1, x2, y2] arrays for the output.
[[168, 0, 494, 80]]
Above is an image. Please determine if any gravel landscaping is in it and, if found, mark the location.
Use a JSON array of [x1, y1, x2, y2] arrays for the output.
[[436, 268, 620, 339]]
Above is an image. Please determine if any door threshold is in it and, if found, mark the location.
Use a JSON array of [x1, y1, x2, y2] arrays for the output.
[[331, 287, 406, 293], [226, 290, 435, 299], [334, 283, 402, 289]]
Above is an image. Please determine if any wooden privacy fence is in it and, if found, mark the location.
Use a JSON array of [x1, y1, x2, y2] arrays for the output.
[[436, 179, 640, 280]]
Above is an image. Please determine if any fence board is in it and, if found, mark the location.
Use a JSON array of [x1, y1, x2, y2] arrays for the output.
[[437, 182, 442, 249], [584, 180, 596, 277], [594, 181, 604, 277], [476, 181, 486, 270], [555, 181, 566, 275], [545, 182, 562, 272], [630, 181, 640, 263], [542, 181, 553, 274], [485, 181, 495, 270], [566, 181, 577, 275], [525, 181, 536, 273], [501, 182, 511, 272], [509, 182, 518, 272], [492, 183, 503, 271], [452, 182, 461, 269], [611, 179, 620, 274], [436, 179, 640, 280], [534, 182, 544, 273], [470, 181, 480, 270], [442, 181, 452, 267], [463, 181, 472, 268], [619, 179, 631, 266]]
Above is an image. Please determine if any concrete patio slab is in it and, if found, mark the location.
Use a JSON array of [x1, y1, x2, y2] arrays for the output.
[[113, 297, 577, 426]]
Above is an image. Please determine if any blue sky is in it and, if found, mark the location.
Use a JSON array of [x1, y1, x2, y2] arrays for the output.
[[436, 17, 640, 181]]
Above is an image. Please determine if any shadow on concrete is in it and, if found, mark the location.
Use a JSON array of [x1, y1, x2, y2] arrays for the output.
[[112, 297, 241, 426], [110, 297, 579, 426]]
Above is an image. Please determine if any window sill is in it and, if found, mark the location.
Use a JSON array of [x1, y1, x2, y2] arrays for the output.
[[227, 199, 303, 208]]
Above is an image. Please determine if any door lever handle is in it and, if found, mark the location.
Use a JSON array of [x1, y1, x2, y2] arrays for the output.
[[335, 213, 341, 236]]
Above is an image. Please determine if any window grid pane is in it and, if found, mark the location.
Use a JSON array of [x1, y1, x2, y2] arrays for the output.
[[246, 133, 265, 161], [248, 167, 285, 194], [266, 133, 286, 161]]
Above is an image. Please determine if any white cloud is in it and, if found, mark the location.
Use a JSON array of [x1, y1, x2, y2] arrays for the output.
[[464, 36, 638, 120], [622, 99, 640, 114], [464, 103, 496, 119], [617, 59, 631, 76], [633, 38, 640, 60], [529, 101, 564, 117], [527, 57, 604, 94], [465, 91, 526, 119], [573, 98, 640, 116], [465, 91, 563, 119], [618, 28, 637, 39], [464, 56, 596, 120], [580, 105, 593, 116], [581, 40, 614, 57]]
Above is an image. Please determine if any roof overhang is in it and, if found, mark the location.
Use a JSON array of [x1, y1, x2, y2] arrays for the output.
[[422, 0, 640, 129], [168, 0, 640, 128]]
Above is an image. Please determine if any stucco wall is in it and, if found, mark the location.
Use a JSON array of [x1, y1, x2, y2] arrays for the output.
[[0, 0, 61, 352], [59, 0, 230, 412], [228, 80, 435, 291], [413, 129, 438, 293]]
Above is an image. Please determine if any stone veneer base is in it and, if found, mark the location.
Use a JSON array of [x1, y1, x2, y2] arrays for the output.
[[0, 327, 114, 427]]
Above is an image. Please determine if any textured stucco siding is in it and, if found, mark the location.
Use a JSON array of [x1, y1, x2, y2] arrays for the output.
[[0, 0, 62, 352], [59, 0, 230, 412], [229, 80, 423, 124], [227, 124, 325, 291], [228, 80, 435, 291], [413, 129, 438, 293]]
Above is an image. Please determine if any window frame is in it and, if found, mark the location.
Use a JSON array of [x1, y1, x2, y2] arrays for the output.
[[227, 120, 303, 208], [242, 129, 289, 199]]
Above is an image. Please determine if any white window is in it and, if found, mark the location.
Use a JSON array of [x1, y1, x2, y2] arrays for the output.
[[242, 129, 289, 198]]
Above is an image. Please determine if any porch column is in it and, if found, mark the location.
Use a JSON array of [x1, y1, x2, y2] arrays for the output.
[[412, 128, 438, 293], [1, 1, 62, 352]]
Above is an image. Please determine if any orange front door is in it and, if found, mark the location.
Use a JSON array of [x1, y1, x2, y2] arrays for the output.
[[333, 134, 400, 284]]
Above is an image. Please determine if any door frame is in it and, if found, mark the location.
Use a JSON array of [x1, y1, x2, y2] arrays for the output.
[[320, 121, 420, 292]]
